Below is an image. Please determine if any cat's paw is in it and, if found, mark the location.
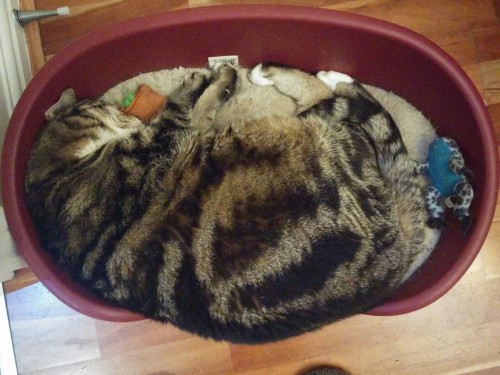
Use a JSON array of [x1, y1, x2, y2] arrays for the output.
[[212, 63, 237, 98], [316, 70, 354, 91], [249, 63, 275, 86], [213, 62, 237, 80], [175, 72, 210, 105], [182, 72, 209, 91]]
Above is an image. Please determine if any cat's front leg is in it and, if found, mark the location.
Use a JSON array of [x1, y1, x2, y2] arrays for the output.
[[160, 72, 210, 128], [191, 63, 238, 132]]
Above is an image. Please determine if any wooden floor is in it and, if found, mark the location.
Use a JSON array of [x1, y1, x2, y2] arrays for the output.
[[5, 0, 500, 374]]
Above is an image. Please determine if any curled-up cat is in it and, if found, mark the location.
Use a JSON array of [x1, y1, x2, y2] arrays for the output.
[[25, 63, 439, 344]]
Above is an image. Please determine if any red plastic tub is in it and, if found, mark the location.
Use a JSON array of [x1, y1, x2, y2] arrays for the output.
[[2, 5, 497, 322]]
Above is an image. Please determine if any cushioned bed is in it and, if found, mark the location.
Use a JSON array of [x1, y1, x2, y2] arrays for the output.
[[102, 66, 438, 163]]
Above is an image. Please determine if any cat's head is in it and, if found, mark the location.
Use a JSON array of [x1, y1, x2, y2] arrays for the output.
[[26, 89, 144, 186]]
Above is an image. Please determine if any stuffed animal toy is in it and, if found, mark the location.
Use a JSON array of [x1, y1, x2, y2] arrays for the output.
[[418, 137, 474, 234]]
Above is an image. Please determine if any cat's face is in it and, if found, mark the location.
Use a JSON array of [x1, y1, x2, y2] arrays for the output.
[[47, 89, 144, 156], [26, 89, 144, 186]]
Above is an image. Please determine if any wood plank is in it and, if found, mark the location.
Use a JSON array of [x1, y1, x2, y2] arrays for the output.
[[474, 24, 500, 63], [23, 334, 232, 375], [426, 28, 478, 67], [20, 0, 46, 75], [3, 268, 38, 294], [463, 368, 500, 375], [488, 103, 500, 144], [324, 0, 498, 37], [493, 0, 500, 18], [96, 319, 192, 357], [480, 59, 500, 105], [35, 0, 189, 56], [11, 315, 100, 374]]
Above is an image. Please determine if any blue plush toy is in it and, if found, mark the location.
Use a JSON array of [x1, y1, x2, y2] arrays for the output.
[[418, 137, 474, 234]]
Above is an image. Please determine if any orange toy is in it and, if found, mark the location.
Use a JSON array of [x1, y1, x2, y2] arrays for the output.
[[121, 84, 167, 123]]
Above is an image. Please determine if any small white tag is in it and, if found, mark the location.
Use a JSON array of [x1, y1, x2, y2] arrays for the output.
[[208, 55, 239, 68]]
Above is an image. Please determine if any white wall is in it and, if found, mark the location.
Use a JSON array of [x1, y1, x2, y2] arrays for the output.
[[0, 0, 32, 281], [0, 0, 33, 184]]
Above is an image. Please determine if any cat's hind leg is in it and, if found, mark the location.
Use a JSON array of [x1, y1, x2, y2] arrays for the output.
[[316, 70, 378, 106], [249, 63, 333, 113]]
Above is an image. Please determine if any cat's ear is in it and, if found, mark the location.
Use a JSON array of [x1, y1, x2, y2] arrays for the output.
[[45, 88, 77, 120]]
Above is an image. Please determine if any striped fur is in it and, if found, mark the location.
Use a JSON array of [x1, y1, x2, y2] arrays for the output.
[[25, 64, 436, 344]]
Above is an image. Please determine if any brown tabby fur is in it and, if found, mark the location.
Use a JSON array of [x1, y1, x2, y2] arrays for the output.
[[25, 64, 436, 343]]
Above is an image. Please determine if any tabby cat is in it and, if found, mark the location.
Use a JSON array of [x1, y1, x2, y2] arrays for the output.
[[25, 63, 438, 344]]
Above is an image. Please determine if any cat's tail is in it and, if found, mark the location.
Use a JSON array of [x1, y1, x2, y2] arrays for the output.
[[316, 71, 416, 182]]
